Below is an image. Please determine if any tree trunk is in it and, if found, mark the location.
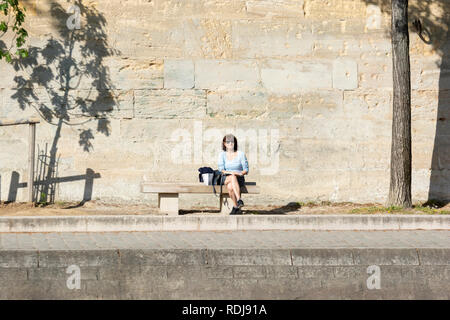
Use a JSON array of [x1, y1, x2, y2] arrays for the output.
[[387, 0, 412, 208]]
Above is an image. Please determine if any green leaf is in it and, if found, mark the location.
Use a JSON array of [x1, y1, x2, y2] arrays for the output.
[[0, 0, 28, 63], [16, 48, 27, 58], [0, 21, 7, 32]]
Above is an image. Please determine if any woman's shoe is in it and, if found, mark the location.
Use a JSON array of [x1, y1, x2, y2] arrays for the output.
[[237, 199, 244, 208], [230, 206, 238, 215]]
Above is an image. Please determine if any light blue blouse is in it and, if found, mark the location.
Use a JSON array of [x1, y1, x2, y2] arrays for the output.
[[218, 151, 249, 174]]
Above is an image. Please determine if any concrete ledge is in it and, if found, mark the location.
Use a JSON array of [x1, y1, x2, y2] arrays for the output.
[[0, 215, 448, 233], [0, 248, 448, 299]]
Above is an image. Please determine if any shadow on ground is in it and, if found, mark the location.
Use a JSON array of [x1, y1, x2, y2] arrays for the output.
[[179, 202, 301, 215]]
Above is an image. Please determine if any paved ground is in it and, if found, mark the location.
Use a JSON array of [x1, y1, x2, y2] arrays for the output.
[[0, 230, 449, 250]]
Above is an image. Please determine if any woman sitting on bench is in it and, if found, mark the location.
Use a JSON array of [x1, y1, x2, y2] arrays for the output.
[[218, 134, 249, 215]]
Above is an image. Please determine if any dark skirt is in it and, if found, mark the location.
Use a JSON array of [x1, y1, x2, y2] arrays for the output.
[[237, 175, 246, 188], [225, 174, 246, 187]]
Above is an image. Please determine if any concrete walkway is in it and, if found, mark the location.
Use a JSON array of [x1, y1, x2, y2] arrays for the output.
[[0, 230, 449, 250]]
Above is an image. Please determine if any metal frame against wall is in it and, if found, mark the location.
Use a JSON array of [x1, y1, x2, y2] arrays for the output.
[[0, 117, 40, 203]]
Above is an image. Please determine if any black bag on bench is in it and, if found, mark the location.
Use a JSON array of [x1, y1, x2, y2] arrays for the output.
[[198, 167, 214, 182]]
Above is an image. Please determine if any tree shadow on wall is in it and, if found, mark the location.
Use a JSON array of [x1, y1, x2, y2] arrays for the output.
[[362, 0, 450, 206], [10, 1, 120, 203]]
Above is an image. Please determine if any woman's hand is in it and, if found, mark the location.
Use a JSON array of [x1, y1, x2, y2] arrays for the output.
[[223, 171, 246, 176]]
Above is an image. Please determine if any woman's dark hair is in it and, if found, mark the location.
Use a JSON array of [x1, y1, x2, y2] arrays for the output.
[[222, 134, 238, 151]]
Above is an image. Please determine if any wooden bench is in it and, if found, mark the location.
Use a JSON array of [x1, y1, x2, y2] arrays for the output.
[[140, 182, 260, 215]]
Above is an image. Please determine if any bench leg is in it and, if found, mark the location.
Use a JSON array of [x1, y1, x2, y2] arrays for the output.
[[158, 193, 179, 215], [220, 194, 232, 215]]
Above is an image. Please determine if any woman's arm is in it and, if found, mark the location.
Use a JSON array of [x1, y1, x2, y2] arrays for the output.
[[240, 152, 249, 175], [218, 152, 225, 172]]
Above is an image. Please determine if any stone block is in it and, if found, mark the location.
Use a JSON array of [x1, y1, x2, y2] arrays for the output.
[[0, 279, 88, 299], [358, 71, 393, 89], [352, 249, 420, 266], [305, 0, 367, 19], [411, 90, 445, 122], [413, 119, 450, 138], [84, 279, 121, 299], [158, 193, 179, 215], [140, 265, 169, 279], [206, 249, 292, 266], [203, 266, 234, 279], [206, 90, 266, 118], [0, 89, 42, 118], [38, 250, 120, 268], [333, 58, 358, 89], [28, 267, 98, 280], [233, 266, 267, 278], [293, 138, 360, 171], [411, 57, 450, 90], [195, 59, 260, 90], [312, 39, 345, 58], [107, 18, 184, 58], [297, 266, 335, 279], [418, 249, 450, 265], [300, 89, 344, 119], [400, 266, 450, 281], [119, 249, 208, 266], [310, 19, 370, 39], [152, 0, 248, 19], [291, 249, 354, 266], [0, 267, 28, 280], [343, 89, 392, 121], [71, 90, 134, 119], [351, 139, 391, 170], [333, 266, 371, 279], [0, 251, 39, 268], [231, 20, 312, 58], [166, 266, 207, 280], [108, 17, 233, 59], [253, 278, 323, 299], [0, 60, 20, 89], [298, 118, 391, 141], [261, 59, 332, 92], [164, 59, 194, 89], [357, 57, 392, 75], [182, 19, 233, 59], [0, 141, 28, 169], [245, 0, 305, 18], [264, 265, 298, 278], [134, 89, 206, 119], [343, 38, 392, 58], [104, 58, 164, 90]]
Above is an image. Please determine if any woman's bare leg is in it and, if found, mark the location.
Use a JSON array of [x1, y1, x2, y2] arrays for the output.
[[227, 184, 237, 207], [225, 176, 238, 207], [230, 175, 241, 202]]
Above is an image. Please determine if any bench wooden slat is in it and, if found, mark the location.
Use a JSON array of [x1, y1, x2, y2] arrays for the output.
[[141, 182, 260, 194]]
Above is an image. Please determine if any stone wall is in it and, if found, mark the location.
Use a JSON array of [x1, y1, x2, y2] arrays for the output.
[[0, 0, 449, 206], [1, 248, 449, 299]]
